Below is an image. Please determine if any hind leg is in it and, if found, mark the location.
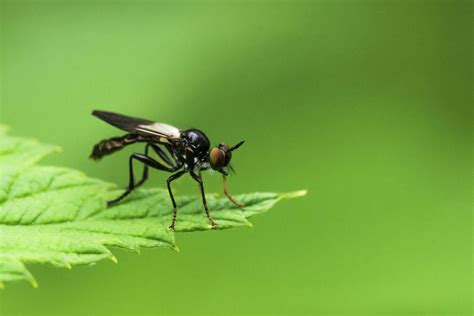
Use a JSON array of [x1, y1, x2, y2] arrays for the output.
[[135, 143, 179, 188], [107, 153, 177, 207]]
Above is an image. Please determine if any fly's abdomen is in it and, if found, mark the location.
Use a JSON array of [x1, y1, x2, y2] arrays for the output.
[[90, 134, 148, 160]]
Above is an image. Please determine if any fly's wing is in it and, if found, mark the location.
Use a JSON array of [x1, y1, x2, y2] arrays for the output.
[[92, 110, 153, 132], [92, 110, 181, 140]]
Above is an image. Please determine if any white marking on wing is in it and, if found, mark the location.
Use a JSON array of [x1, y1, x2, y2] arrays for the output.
[[137, 122, 180, 139]]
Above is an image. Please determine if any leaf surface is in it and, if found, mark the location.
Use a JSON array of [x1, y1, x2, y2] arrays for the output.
[[0, 127, 306, 287]]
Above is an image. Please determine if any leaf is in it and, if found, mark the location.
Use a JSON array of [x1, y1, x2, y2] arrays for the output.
[[0, 126, 306, 288], [0, 256, 37, 288], [0, 126, 60, 174]]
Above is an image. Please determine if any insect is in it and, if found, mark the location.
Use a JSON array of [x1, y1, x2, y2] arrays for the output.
[[90, 110, 245, 230]]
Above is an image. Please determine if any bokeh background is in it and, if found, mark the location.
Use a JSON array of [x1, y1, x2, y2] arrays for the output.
[[0, 1, 472, 315]]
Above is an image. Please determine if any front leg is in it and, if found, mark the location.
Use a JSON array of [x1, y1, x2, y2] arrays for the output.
[[221, 172, 244, 208], [189, 171, 217, 229]]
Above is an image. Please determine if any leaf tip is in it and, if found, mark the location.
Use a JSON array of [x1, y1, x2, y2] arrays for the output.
[[281, 190, 307, 199], [110, 256, 118, 264], [31, 279, 39, 288]]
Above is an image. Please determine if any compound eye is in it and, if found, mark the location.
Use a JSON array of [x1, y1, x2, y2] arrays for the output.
[[218, 143, 232, 165], [209, 148, 226, 170]]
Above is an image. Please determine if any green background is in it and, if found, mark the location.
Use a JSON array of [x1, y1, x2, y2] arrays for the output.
[[0, 1, 472, 315]]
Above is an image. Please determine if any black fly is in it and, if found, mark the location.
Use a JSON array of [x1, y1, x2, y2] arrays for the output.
[[90, 110, 245, 230]]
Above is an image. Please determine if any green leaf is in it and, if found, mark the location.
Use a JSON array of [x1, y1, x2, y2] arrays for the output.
[[0, 126, 306, 288], [0, 256, 37, 289], [0, 126, 60, 174]]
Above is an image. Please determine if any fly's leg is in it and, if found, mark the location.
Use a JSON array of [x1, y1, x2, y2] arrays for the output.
[[135, 143, 179, 188], [167, 170, 186, 230], [150, 143, 177, 168], [190, 171, 217, 229], [135, 144, 151, 188], [222, 175, 245, 208], [107, 153, 176, 207]]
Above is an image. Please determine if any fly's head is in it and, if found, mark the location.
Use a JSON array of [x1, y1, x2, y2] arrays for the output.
[[209, 141, 245, 174]]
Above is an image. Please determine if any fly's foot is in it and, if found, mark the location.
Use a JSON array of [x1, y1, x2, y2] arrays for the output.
[[227, 197, 245, 209], [169, 208, 177, 231], [106, 199, 120, 208], [206, 214, 217, 229], [234, 201, 245, 209]]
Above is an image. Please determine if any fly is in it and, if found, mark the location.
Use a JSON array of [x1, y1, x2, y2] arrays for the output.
[[90, 110, 245, 230]]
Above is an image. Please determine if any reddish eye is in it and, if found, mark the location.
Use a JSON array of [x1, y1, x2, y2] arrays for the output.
[[210, 148, 226, 170]]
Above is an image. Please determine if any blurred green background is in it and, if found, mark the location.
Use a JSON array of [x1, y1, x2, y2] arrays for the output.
[[0, 0, 472, 315]]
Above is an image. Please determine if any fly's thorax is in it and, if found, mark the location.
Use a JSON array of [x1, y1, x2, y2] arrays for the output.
[[180, 129, 211, 160], [193, 162, 203, 173], [200, 161, 211, 170], [182, 159, 207, 173]]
